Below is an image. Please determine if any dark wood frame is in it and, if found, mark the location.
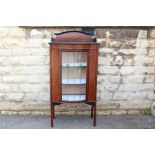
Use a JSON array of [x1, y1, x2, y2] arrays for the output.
[[49, 31, 99, 127]]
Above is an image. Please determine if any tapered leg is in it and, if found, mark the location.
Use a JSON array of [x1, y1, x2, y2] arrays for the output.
[[91, 105, 93, 119], [93, 103, 96, 127], [51, 103, 54, 127], [53, 104, 55, 119]]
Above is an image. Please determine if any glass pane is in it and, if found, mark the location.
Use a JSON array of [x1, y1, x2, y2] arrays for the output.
[[61, 51, 87, 101]]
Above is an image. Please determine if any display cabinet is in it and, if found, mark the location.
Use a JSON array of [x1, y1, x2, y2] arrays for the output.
[[49, 31, 99, 127]]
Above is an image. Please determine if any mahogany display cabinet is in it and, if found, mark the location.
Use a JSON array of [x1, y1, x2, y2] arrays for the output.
[[49, 31, 99, 127]]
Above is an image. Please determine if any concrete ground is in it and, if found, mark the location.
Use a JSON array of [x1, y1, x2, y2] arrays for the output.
[[0, 115, 155, 129]]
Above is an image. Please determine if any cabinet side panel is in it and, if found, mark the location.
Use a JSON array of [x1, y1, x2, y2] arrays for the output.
[[87, 49, 98, 101], [50, 47, 60, 101]]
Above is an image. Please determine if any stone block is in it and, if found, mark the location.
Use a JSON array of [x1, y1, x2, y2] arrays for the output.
[[98, 55, 111, 66], [118, 83, 154, 92], [145, 92, 154, 100], [127, 110, 140, 115], [11, 84, 19, 92], [31, 111, 49, 115], [97, 75, 121, 83], [3, 75, 49, 84], [119, 49, 144, 55], [0, 84, 12, 92], [0, 38, 20, 48], [18, 111, 31, 115], [106, 40, 122, 48], [7, 27, 26, 38], [19, 84, 49, 93], [122, 75, 144, 83], [134, 55, 153, 66], [144, 75, 154, 83], [136, 66, 154, 75], [113, 91, 153, 101], [30, 29, 44, 38], [0, 57, 10, 66], [28, 75, 49, 83], [31, 47, 50, 56], [151, 102, 155, 116], [149, 40, 155, 48], [111, 110, 127, 115], [134, 48, 148, 55], [137, 30, 147, 39], [97, 92, 113, 101], [0, 103, 10, 110], [98, 66, 119, 75], [21, 39, 50, 48], [0, 93, 5, 101], [1, 111, 17, 115], [9, 103, 25, 110], [60, 111, 76, 115], [0, 49, 12, 56], [5, 93, 24, 101], [99, 48, 114, 55], [39, 91, 50, 101], [113, 92, 132, 101], [119, 100, 152, 110], [0, 67, 13, 75], [133, 92, 153, 100], [96, 28, 140, 39], [150, 28, 155, 38], [24, 93, 39, 101], [0, 27, 9, 38], [14, 66, 49, 75], [120, 66, 154, 75], [123, 56, 134, 66], [120, 66, 135, 75], [13, 48, 49, 56], [149, 49, 155, 56], [2, 75, 26, 83], [45, 56, 50, 65], [111, 55, 123, 66], [10, 56, 45, 65], [96, 102, 120, 109], [24, 103, 50, 110], [122, 40, 136, 48], [136, 39, 149, 48], [97, 110, 110, 115], [29, 29, 52, 39], [97, 83, 119, 92]]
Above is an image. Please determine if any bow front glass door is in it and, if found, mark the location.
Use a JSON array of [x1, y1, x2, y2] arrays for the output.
[[61, 51, 87, 102]]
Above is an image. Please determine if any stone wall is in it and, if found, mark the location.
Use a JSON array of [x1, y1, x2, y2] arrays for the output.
[[0, 26, 155, 115]]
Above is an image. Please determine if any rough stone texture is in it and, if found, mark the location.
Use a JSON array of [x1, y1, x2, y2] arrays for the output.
[[31, 111, 49, 115], [150, 28, 155, 38], [1, 111, 17, 115], [137, 30, 147, 39], [127, 110, 140, 115], [18, 111, 31, 115], [111, 110, 127, 115], [0, 27, 155, 115], [151, 102, 155, 116]]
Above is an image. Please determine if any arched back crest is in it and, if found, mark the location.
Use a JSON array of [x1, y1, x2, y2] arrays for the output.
[[51, 31, 96, 43]]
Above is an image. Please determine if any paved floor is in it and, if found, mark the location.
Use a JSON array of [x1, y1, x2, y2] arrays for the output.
[[0, 115, 155, 129]]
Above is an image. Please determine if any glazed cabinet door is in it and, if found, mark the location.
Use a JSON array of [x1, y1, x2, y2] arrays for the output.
[[61, 51, 88, 102]]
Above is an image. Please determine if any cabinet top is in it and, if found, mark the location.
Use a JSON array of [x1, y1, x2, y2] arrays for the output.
[[49, 31, 99, 45]]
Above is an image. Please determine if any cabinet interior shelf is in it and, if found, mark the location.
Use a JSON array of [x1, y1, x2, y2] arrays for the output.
[[62, 79, 86, 84], [62, 94, 86, 101], [62, 62, 87, 67]]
